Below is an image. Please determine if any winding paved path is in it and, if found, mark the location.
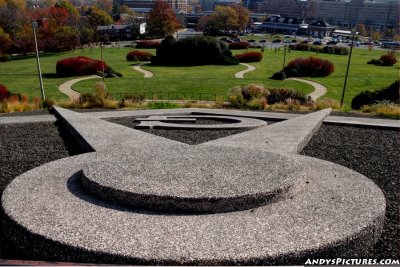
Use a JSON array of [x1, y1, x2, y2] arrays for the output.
[[58, 75, 100, 100], [287, 78, 327, 101], [235, 63, 256, 78], [132, 62, 153, 78]]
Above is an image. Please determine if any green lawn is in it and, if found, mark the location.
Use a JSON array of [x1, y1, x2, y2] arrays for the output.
[[0, 45, 398, 109]]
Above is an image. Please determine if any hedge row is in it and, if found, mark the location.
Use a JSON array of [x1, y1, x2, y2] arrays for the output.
[[289, 43, 349, 55]]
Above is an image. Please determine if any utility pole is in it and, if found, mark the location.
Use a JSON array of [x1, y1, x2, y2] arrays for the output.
[[340, 32, 355, 107], [32, 21, 45, 100]]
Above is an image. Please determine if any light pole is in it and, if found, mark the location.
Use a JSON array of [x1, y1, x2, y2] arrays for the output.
[[340, 32, 355, 107], [100, 43, 104, 81], [32, 21, 45, 100]]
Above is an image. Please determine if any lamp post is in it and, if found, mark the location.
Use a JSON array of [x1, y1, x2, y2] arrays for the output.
[[100, 43, 104, 81], [340, 31, 355, 107], [32, 21, 45, 100]]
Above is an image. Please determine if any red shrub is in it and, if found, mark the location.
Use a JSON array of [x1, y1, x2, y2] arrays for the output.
[[0, 84, 9, 101], [228, 42, 250, 50], [56, 56, 107, 77], [126, 50, 154, 61], [286, 56, 334, 77], [380, 53, 397, 66], [235, 52, 262, 62], [135, 40, 161, 49]]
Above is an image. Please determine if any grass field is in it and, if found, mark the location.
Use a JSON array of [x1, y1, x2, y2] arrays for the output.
[[0, 45, 398, 109]]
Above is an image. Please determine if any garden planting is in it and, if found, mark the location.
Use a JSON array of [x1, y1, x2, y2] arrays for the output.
[[272, 56, 334, 80], [56, 56, 122, 78], [235, 52, 263, 62], [126, 51, 154, 62], [150, 36, 239, 66]]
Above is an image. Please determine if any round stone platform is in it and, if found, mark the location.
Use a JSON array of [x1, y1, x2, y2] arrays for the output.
[[81, 146, 305, 213], [2, 146, 386, 264], [134, 115, 267, 130]]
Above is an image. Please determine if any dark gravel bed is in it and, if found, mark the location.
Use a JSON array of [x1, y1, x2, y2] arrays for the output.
[[301, 125, 400, 259], [0, 121, 84, 258], [0, 109, 51, 117]]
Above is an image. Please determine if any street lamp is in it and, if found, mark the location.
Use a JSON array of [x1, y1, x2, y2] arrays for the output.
[[100, 43, 105, 81], [340, 31, 355, 107], [32, 21, 45, 100]]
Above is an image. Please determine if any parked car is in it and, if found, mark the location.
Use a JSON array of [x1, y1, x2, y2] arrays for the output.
[[272, 39, 281, 43], [313, 41, 322, 45], [259, 39, 267, 43], [327, 41, 337, 45], [291, 39, 298, 43], [248, 39, 256, 42]]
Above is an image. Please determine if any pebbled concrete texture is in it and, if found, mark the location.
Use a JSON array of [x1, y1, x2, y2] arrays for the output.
[[134, 115, 267, 130], [52, 106, 184, 151], [0, 108, 388, 264], [2, 151, 385, 264], [81, 146, 305, 213], [202, 108, 332, 153]]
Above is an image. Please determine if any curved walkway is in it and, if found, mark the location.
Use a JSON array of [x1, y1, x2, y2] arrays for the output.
[[132, 62, 153, 78], [58, 75, 100, 100], [235, 63, 256, 78], [287, 78, 327, 101]]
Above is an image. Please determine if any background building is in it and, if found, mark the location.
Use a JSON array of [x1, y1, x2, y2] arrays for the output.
[[246, 0, 398, 32]]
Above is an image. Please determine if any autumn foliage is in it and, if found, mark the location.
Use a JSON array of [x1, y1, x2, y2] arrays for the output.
[[0, 84, 10, 101], [228, 41, 250, 50], [379, 53, 397, 66], [285, 57, 335, 77], [126, 50, 154, 61], [135, 40, 161, 49], [56, 56, 107, 77], [235, 52, 262, 62]]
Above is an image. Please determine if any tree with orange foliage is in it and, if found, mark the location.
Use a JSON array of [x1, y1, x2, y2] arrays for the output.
[[148, 0, 180, 38]]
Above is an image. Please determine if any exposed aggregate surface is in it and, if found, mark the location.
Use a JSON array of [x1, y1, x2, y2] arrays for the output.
[[0, 116, 398, 261]]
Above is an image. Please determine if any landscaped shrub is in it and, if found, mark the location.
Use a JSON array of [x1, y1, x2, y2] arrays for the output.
[[135, 40, 161, 49], [228, 41, 250, 50], [151, 36, 239, 66], [56, 56, 122, 78], [315, 97, 341, 110], [0, 84, 10, 101], [361, 100, 400, 119], [119, 93, 146, 107], [351, 80, 399, 110], [235, 52, 262, 62], [281, 57, 334, 78], [289, 43, 348, 55], [367, 59, 382, 65], [380, 53, 397, 66], [271, 71, 286, 80], [126, 50, 154, 61], [0, 54, 11, 62], [268, 88, 308, 104], [228, 84, 269, 110], [367, 52, 398, 66]]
